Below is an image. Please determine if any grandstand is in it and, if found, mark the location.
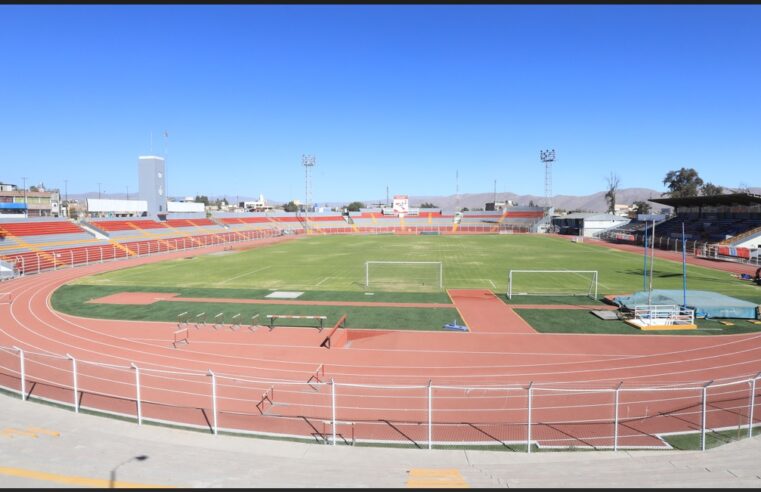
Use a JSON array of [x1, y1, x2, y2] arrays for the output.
[[0, 204, 550, 276], [599, 193, 761, 265]]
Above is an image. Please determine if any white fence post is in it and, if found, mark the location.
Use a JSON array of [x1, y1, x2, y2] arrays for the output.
[[702, 380, 713, 451], [66, 353, 78, 413], [749, 373, 760, 438], [331, 378, 337, 446], [428, 380, 432, 450], [527, 382, 533, 454], [208, 369, 218, 435], [100, 247, 103, 263], [614, 382, 622, 451], [131, 363, 142, 425], [13, 346, 25, 401]]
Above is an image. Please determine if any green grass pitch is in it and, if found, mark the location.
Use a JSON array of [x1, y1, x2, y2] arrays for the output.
[[53, 234, 761, 332]]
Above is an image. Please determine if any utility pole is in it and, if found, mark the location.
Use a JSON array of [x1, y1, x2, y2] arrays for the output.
[[98, 182, 102, 199], [21, 176, 27, 218]]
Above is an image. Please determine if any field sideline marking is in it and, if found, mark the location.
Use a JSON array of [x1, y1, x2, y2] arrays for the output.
[[315, 276, 331, 286], [215, 265, 271, 285]]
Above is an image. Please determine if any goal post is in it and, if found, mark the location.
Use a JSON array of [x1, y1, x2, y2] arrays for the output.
[[365, 261, 443, 290], [507, 270, 598, 300]]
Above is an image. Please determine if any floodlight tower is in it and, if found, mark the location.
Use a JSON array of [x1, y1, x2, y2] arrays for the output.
[[540, 149, 556, 209], [302, 154, 315, 233]]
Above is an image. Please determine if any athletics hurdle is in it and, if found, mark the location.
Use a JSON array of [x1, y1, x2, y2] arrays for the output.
[[177, 311, 189, 328], [248, 313, 261, 332], [230, 313, 241, 331], [320, 315, 348, 349], [212, 312, 225, 330], [194, 312, 206, 328], [173, 327, 189, 348], [307, 364, 325, 390], [256, 385, 274, 414], [266, 314, 327, 331]]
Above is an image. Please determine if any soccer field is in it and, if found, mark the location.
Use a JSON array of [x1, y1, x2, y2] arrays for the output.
[[72, 234, 760, 301]]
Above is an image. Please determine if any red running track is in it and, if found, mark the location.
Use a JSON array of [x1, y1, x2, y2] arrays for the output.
[[0, 234, 760, 449]]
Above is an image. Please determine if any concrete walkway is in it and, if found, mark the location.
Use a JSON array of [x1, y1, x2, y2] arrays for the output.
[[0, 394, 760, 488]]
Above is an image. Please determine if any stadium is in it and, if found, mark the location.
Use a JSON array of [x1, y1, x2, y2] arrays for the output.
[[3, 4, 761, 487], [1, 175, 760, 458]]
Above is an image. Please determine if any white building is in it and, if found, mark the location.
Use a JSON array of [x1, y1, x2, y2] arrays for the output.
[[552, 212, 631, 238]]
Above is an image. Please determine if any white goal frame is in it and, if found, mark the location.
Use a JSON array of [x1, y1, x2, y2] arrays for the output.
[[365, 261, 443, 290], [507, 270, 598, 300]]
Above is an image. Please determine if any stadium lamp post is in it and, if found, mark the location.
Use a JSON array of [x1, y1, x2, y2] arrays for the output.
[[540, 149, 555, 210], [302, 154, 315, 233], [98, 182, 102, 200]]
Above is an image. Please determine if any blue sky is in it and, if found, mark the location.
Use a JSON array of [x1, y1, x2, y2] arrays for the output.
[[1, 5, 759, 204]]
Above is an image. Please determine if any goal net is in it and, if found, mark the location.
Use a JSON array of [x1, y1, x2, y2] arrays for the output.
[[507, 270, 598, 300], [365, 261, 443, 291]]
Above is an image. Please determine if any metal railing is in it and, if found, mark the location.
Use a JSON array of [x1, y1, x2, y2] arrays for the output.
[[0, 345, 758, 451]]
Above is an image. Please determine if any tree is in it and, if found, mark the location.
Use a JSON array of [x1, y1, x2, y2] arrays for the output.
[[662, 168, 704, 198], [528, 200, 536, 207], [194, 195, 210, 206], [604, 172, 620, 214], [700, 183, 724, 196], [282, 201, 299, 212], [419, 202, 437, 208], [345, 201, 365, 212], [632, 200, 651, 215]]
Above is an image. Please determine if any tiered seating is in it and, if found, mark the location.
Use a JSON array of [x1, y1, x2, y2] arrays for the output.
[[164, 218, 227, 236], [90, 219, 169, 233], [642, 216, 761, 243], [0, 219, 108, 256], [0, 220, 84, 236], [459, 209, 544, 232]]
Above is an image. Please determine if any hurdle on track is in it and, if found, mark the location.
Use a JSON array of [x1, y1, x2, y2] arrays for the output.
[[173, 327, 189, 348], [266, 314, 327, 331], [255, 385, 274, 414], [229, 313, 241, 330], [320, 315, 348, 349], [212, 312, 225, 329], [194, 312, 206, 328], [307, 364, 325, 390], [177, 311, 189, 327], [248, 313, 261, 332]]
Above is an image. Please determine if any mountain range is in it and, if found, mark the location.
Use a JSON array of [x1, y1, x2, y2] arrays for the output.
[[65, 186, 761, 213]]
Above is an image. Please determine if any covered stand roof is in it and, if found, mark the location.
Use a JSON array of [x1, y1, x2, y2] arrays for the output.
[[650, 192, 761, 208]]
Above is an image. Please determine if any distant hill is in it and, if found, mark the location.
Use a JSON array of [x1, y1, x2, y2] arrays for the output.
[[65, 186, 761, 213], [394, 187, 664, 213]]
